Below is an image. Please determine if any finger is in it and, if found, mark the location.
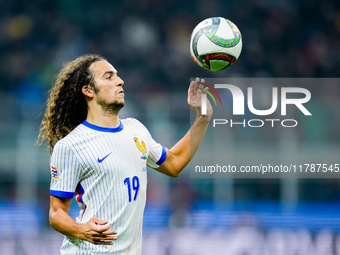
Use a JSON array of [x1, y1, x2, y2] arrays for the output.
[[197, 79, 206, 96], [199, 79, 204, 88], [93, 233, 117, 239], [92, 241, 113, 245], [188, 80, 196, 105], [100, 230, 117, 235], [188, 80, 195, 97], [88, 221, 111, 233], [90, 216, 106, 224], [95, 224, 111, 233], [200, 79, 206, 89], [193, 77, 200, 95], [98, 241, 113, 245], [96, 235, 116, 239], [92, 239, 114, 245], [92, 217, 108, 225]]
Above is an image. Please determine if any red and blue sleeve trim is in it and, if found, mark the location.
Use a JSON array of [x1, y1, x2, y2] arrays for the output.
[[76, 183, 85, 204], [156, 146, 167, 166], [50, 190, 74, 198]]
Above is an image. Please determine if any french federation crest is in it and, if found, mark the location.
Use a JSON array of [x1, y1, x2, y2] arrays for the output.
[[134, 137, 147, 160]]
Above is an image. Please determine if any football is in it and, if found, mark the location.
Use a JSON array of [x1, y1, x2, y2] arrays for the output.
[[190, 17, 242, 71]]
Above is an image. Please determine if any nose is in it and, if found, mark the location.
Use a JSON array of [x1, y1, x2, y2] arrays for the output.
[[117, 76, 124, 86]]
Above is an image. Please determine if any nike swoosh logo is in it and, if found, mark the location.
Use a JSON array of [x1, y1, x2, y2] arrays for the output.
[[98, 152, 112, 163]]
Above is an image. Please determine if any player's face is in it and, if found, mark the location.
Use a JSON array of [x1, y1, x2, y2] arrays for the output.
[[90, 60, 125, 113]]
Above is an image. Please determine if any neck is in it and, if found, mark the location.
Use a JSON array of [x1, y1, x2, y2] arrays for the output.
[[86, 104, 121, 128]]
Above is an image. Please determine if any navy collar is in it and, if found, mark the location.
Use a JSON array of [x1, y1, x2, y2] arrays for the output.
[[82, 120, 124, 133]]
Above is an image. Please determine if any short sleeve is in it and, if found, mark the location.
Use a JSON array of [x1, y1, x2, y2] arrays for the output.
[[50, 142, 82, 198], [147, 138, 167, 168]]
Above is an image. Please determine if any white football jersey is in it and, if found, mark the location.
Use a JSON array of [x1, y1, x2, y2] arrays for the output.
[[50, 118, 166, 255]]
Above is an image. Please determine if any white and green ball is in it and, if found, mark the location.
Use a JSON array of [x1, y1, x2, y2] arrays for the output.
[[190, 17, 242, 71]]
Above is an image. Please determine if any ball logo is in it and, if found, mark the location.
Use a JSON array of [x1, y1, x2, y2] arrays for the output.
[[206, 53, 236, 63]]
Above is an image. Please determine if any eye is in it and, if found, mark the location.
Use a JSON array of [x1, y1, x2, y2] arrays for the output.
[[106, 75, 111, 80]]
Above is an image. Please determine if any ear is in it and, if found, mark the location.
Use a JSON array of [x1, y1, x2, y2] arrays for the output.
[[82, 85, 94, 98]]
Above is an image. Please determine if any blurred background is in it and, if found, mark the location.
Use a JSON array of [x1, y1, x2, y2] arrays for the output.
[[1, 0, 340, 254]]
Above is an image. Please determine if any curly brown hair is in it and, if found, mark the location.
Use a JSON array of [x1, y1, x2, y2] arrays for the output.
[[38, 54, 105, 151]]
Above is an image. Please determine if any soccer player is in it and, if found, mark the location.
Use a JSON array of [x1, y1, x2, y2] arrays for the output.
[[38, 54, 212, 254]]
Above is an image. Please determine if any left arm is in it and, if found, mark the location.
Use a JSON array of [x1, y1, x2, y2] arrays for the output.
[[155, 78, 212, 177]]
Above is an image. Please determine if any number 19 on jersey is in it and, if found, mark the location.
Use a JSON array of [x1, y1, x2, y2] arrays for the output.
[[124, 176, 140, 202]]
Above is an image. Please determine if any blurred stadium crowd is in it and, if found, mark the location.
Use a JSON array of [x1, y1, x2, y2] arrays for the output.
[[2, 0, 340, 90], [1, 0, 340, 254]]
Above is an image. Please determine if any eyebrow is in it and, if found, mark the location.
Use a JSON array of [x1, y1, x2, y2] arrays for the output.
[[102, 70, 117, 77]]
